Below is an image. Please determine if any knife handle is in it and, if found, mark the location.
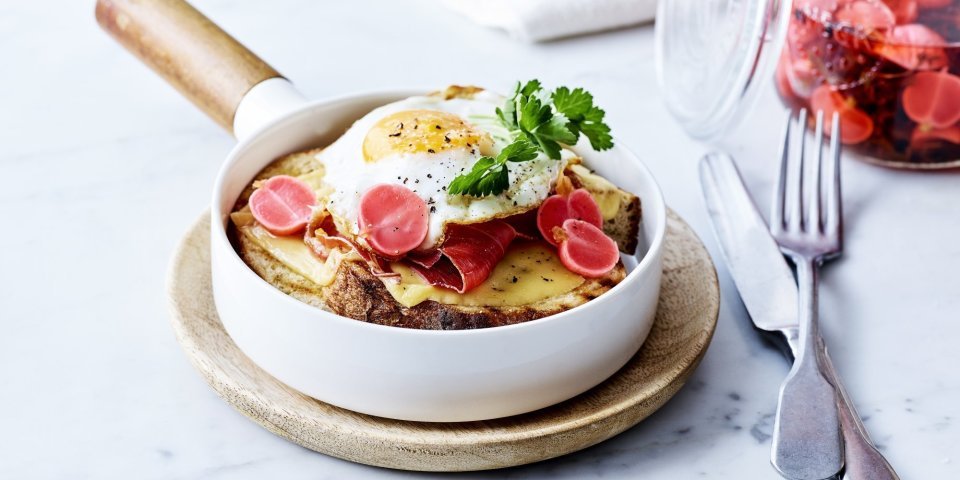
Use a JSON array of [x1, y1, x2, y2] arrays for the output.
[[776, 328, 900, 480], [820, 344, 900, 480]]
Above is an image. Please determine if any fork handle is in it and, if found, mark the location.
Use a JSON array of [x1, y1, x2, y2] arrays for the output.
[[777, 328, 900, 480], [772, 258, 844, 479]]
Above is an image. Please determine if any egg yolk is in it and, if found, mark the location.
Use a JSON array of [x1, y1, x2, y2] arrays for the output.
[[362, 109, 493, 162]]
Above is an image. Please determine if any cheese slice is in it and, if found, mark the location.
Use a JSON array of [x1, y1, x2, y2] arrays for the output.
[[239, 223, 343, 287], [384, 241, 585, 308], [567, 163, 621, 220], [232, 208, 342, 287]]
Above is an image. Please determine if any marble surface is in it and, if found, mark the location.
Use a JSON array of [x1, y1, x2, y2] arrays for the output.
[[1, 1, 957, 478]]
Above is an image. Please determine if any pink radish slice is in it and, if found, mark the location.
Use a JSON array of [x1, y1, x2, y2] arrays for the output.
[[883, 0, 918, 24], [567, 189, 604, 228], [556, 219, 620, 278], [358, 184, 429, 257], [911, 126, 960, 145], [775, 55, 797, 99], [901, 71, 960, 129], [835, 1, 896, 31], [778, 52, 819, 100], [810, 85, 875, 144], [536, 189, 603, 246], [915, 0, 950, 8], [248, 175, 317, 236], [796, 0, 841, 15], [876, 24, 948, 70]]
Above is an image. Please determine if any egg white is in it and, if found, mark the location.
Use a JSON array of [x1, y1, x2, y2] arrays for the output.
[[316, 90, 575, 250]]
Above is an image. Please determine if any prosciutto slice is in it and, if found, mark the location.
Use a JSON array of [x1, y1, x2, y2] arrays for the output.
[[501, 209, 540, 240], [407, 221, 517, 293], [304, 211, 398, 278]]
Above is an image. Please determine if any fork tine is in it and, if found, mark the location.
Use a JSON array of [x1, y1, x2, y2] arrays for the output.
[[789, 108, 808, 231], [771, 110, 793, 233], [826, 112, 843, 238], [808, 110, 824, 233]]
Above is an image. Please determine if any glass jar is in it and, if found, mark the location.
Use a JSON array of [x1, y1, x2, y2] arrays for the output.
[[656, 0, 960, 169]]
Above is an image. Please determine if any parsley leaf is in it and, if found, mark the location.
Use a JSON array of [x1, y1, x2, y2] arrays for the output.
[[579, 107, 613, 151], [447, 138, 537, 196], [552, 87, 592, 119], [500, 137, 540, 162], [552, 87, 614, 151], [447, 80, 614, 196]]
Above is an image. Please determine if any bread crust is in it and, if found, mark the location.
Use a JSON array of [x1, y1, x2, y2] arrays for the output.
[[230, 86, 640, 330]]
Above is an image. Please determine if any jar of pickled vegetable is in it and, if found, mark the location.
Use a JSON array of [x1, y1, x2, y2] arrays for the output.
[[656, 0, 960, 169]]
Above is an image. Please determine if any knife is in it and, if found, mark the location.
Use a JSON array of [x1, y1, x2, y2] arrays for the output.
[[699, 152, 898, 480]]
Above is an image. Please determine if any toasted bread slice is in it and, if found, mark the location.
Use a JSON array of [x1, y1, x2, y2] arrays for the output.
[[238, 235, 625, 329], [230, 87, 642, 330]]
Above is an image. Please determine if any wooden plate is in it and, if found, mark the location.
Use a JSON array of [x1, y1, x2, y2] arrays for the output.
[[167, 210, 719, 472]]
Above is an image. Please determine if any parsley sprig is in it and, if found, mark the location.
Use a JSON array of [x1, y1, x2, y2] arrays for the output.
[[449, 80, 613, 197], [447, 138, 539, 196]]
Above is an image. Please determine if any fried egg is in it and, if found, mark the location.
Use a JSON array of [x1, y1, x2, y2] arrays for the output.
[[316, 88, 576, 250]]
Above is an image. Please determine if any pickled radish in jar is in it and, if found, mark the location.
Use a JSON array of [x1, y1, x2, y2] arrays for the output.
[[901, 71, 960, 129], [876, 24, 948, 71], [810, 86, 875, 144]]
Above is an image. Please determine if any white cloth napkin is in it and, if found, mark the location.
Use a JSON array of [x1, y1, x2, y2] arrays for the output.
[[442, 0, 658, 42]]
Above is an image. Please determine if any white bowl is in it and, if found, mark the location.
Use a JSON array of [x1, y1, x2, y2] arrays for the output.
[[210, 90, 667, 422]]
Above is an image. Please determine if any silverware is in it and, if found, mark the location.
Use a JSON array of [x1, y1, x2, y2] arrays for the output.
[[699, 150, 898, 480], [768, 109, 844, 480]]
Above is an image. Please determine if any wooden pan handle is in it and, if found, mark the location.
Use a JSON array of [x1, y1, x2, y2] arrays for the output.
[[95, 0, 282, 133]]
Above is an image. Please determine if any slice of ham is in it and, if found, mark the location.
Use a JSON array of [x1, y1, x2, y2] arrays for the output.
[[304, 210, 398, 279], [405, 248, 444, 269], [501, 208, 540, 240], [407, 221, 517, 293]]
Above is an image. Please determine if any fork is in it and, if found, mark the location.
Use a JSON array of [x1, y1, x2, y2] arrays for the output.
[[769, 109, 844, 480]]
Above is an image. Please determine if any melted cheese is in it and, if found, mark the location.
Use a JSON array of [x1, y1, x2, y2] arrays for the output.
[[384, 241, 585, 308], [567, 164, 621, 220], [231, 208, 342, 287]]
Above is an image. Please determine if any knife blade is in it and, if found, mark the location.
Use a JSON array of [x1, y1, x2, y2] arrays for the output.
[[698, 152, 798, 332], [699, 152, 899, 480]]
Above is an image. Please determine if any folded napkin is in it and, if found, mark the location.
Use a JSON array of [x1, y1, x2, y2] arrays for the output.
[[442, 0, 658, 42]]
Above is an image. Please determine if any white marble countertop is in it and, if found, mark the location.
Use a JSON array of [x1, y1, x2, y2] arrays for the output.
[[2, 1, 958, 478]]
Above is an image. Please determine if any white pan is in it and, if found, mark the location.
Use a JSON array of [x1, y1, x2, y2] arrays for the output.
[[97, 0, 667, 422]]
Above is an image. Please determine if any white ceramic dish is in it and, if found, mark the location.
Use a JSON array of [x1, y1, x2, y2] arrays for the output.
[[210, 85, 667, 422], [97, 0, 667, 422]]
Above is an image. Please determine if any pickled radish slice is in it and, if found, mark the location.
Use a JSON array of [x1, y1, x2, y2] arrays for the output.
[[884, 0, 917, 24], [358, 184, 428, 257], [536, 189, 603, 246], [567, 189, 604, 228], [248, 175, 317, 236], [796, 0, 841, 15], [556, 219, 620, 278], [537, 195, 569, 246], [810, 86, 875, 144], [902, 71, 960, 129], [775, 55, 798, 100], [780, 54, 819, 99], [915, 0, 950, 7], [876, 24, 948, 70], [835, 1, 896, 31], [911, 126, 960, 145]]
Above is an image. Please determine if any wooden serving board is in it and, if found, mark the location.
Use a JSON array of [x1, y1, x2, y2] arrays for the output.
[[167, 210, 719, 472]]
